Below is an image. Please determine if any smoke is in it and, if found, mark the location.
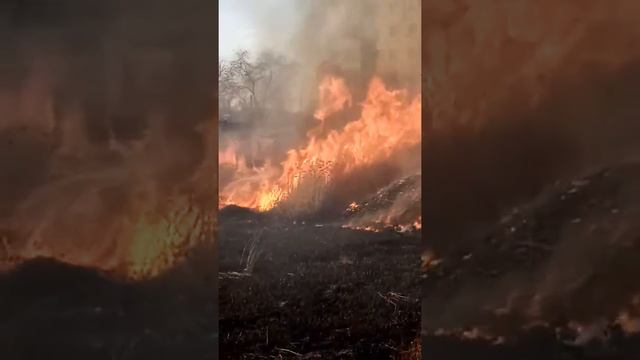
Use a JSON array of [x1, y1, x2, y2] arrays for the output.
[[0, 0, 216, 276], [293, 0, 421, 106], [221, 0, 419, 112], [423, 165, 640, 336], [424, 0, 640, 245], [424, 0, 640, 127], [219, 1, 421, 227], [289, 0, 378, 104], [423, 0, 640, 338]]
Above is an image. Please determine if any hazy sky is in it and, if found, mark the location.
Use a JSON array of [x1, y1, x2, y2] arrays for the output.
[[219, 0, 302, 59]]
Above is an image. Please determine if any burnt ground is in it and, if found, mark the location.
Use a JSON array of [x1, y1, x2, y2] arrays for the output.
[[218, 207, 422, 359], [0, 243, 217, 360], [422, 162, 640, 359]]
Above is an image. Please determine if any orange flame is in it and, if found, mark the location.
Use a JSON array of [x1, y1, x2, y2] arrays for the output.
[[219, 141, 241, 168], [220, 75, 421, 214], [313, 75, 353, 122]]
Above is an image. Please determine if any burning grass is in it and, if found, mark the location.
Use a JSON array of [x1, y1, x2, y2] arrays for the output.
[[126, 197, 214, 279], [219, 75, 420, 227], [0, 180, 214, 281]]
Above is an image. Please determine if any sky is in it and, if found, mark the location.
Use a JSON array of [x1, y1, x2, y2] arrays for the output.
[[218, 0, 302, 60]]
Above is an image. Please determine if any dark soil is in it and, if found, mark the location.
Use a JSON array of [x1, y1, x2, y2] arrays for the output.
[[422, 162, 640, 359], [219, 210, 422, 359], [0, 244, 217, 360]]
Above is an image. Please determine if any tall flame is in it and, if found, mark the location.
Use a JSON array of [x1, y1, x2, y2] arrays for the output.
[[220, 75, 421, 214], [313, 75, 353, 122]]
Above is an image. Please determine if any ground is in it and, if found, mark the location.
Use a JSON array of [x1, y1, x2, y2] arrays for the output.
[[422, 162, 640, 359], [0, 243, 217, 360], [218, 207, 422, 359]]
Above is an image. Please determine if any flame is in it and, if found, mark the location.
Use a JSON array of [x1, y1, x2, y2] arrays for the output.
[[220, 75, 421, 215], [126, 197, 206, 279], [346, 201, 360, 212], [1, 136, 213, 281], [1, 189, 207, 280], [219, 141, 241, 168], [313, 75, 352, 122], [414, 216, 422, 230], [615, 294, 640, 334]]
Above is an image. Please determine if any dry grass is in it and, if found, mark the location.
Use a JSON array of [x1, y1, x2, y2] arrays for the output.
[[277, 160, 334, 215], [241, 228, 264, 274]]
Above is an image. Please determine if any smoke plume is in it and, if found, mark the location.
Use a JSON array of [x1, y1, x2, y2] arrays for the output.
[[422, 0, 640, 338], [424, 0, 640, 245]]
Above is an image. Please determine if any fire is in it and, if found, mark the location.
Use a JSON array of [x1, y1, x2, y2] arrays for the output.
[[220, 75, 421, 214], [615, 294, 640, 334], [313, 75, 353, 122], [346, 201, 360, 212], [0, 168, 210, 280], [219, 141, 241, 168], [414, 216, 422, 230], [126, 197, 207, 279]]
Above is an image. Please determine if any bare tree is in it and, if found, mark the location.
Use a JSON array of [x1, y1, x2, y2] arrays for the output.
[[218, 49, 290, 115], [218, 60, 238, 113], [229, 50, 263, 110], [254, 50, 288, 110]]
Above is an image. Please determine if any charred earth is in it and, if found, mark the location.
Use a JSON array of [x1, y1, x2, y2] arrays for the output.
[[0, 244, 217, 360], [219, 206, 421, 359], [423, 162, 640, 359]]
